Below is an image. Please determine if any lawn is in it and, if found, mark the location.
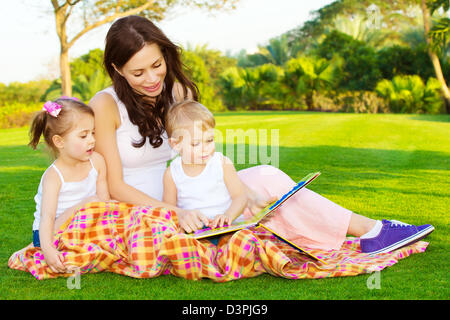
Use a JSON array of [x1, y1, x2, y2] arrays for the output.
[[0, 111, 449, 300]]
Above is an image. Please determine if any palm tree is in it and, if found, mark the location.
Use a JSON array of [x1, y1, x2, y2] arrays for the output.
[[282, 56, 342, 110], [72, 71, 112, 101], [258, 36, 291, 66], [375, 75, 443, 113]]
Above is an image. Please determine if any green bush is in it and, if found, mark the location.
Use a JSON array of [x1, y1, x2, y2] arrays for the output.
[[182, 50, 226, 111], [0, 80, 52, 105], [375, 75, 444, 113], [0, 103, 42, 128], [316, 30, 382, 91], [377, 45, 434, 81], [324, 91, 389, 113], [218, 64, 286, 110]]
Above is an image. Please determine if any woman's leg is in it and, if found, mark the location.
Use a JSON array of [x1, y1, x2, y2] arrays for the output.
[[238, 165, 434, 253], [348, 212, 377, 237], [237, 165, 353, 250]]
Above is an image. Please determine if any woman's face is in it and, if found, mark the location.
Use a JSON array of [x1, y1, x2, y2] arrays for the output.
[[118, 42, 167, 98]]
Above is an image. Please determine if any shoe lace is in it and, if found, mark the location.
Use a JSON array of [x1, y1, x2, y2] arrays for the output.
[[390, 220, 411, 228]]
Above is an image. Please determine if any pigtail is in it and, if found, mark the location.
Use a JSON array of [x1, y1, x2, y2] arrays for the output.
[[28, 111, 47, 150], [27, 98, 92, 154]]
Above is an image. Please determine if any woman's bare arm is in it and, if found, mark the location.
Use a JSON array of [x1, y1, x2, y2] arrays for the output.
[[89, 92, 176, 209]]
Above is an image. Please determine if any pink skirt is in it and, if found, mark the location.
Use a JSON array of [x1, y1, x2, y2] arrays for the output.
[[237, 165, 352, 250]]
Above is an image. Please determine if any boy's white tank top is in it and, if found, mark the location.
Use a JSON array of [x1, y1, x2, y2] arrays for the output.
[[169, 152, 232, 219], [97, 87, 175, 201], [32, 159, 97, 231]]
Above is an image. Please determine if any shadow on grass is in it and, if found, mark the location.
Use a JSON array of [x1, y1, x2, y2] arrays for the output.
[[2, 142, 449, 180], [227, 144, 450, 172], [214, 111, 308, 117], [227, 144, 450, 199], [408, 114, 450, 123]]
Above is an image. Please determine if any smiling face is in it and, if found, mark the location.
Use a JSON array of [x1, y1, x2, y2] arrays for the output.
[[116, 42, 167, 98], [55, 113, 95, 162]]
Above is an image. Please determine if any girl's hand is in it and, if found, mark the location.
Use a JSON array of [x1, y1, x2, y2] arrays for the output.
[[178, 209, 210, 234], [211, 214, 232, 229], [42, 246, 66, 273]]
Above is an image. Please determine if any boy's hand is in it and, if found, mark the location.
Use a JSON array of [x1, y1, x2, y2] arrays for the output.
[[179, 209, 210, 233], [43, 246, 66, 273], [247, 190, 278, 216], [211, 214, 232, 229]]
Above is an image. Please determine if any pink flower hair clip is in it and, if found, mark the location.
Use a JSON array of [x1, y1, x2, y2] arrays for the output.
[[42, 101, 63, 118]]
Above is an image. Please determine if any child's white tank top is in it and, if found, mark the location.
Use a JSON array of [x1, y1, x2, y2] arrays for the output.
[[32, 159, 97, 231], [97, 87, 174, 201], [169, 152, 232, 219]]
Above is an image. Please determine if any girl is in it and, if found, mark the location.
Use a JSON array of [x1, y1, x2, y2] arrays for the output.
[[163, 100, 247, 230], [29, 98, 110, 273]]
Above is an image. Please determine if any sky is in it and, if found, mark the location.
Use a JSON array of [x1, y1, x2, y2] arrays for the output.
[[0, 0, 334, 84]]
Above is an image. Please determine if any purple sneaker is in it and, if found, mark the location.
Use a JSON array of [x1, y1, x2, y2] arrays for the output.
[[360, 219, 434, 255]]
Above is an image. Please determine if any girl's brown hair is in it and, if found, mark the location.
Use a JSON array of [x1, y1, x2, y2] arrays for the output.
[[29, 98, 94, 155], [104, 15, 199, 149]]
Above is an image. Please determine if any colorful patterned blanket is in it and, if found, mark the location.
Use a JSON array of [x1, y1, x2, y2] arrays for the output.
[[8, 202, 428, 281]]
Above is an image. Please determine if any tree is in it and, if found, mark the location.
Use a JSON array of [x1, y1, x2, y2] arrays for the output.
[[217, 67, 246, 110], [316, 30, 381, 91], [377, 44, 434, 81], [70, 48, 106, 81], [375, 75, 443, 113], [72, 71, 112, 101], [282, 55, 342, 110], [236, 34, 297, 68], [50, 0, 241, 96], [421, 0, 450, 112], [287, 0, 449, 111], [181, 50, 225, 111]]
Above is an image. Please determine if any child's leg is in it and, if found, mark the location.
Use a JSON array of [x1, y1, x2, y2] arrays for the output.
[[237, 165, 353, 250]]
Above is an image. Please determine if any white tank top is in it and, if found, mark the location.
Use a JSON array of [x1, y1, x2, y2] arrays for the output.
[[169, 152, 232, 219], [97, 87, 175, 201], [32, 159, 97, 231]]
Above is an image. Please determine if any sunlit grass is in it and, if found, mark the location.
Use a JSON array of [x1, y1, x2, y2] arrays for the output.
[[1, 112, 449, 300]]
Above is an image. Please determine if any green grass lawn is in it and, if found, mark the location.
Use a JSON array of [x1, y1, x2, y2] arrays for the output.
[[0, 111, 449, 300]]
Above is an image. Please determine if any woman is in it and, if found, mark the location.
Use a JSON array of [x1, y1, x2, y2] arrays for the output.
[[90, 15, 433, 253]]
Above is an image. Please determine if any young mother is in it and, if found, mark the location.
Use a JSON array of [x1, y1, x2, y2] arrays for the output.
[[90, 15, 433, 253]]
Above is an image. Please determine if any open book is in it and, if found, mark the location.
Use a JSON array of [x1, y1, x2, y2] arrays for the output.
[[190, 171, 325, 263]]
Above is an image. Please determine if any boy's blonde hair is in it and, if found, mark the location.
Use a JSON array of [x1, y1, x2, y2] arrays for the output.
[[165, 100, 215, 139]]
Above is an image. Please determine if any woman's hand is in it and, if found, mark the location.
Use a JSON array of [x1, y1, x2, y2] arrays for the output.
[[178, 209, 210, 234], [42, 246, 66, 273], [246, 187, 278, 216]]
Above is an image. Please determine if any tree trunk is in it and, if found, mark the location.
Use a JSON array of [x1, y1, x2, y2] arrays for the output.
[[60, 48, 72, 97], [421, 0, 450, 113], [53, 1, 72, 97], [306, 92, 314, 111]]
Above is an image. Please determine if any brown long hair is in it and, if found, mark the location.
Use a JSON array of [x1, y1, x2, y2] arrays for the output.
[[104, 15, 198, 148]]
